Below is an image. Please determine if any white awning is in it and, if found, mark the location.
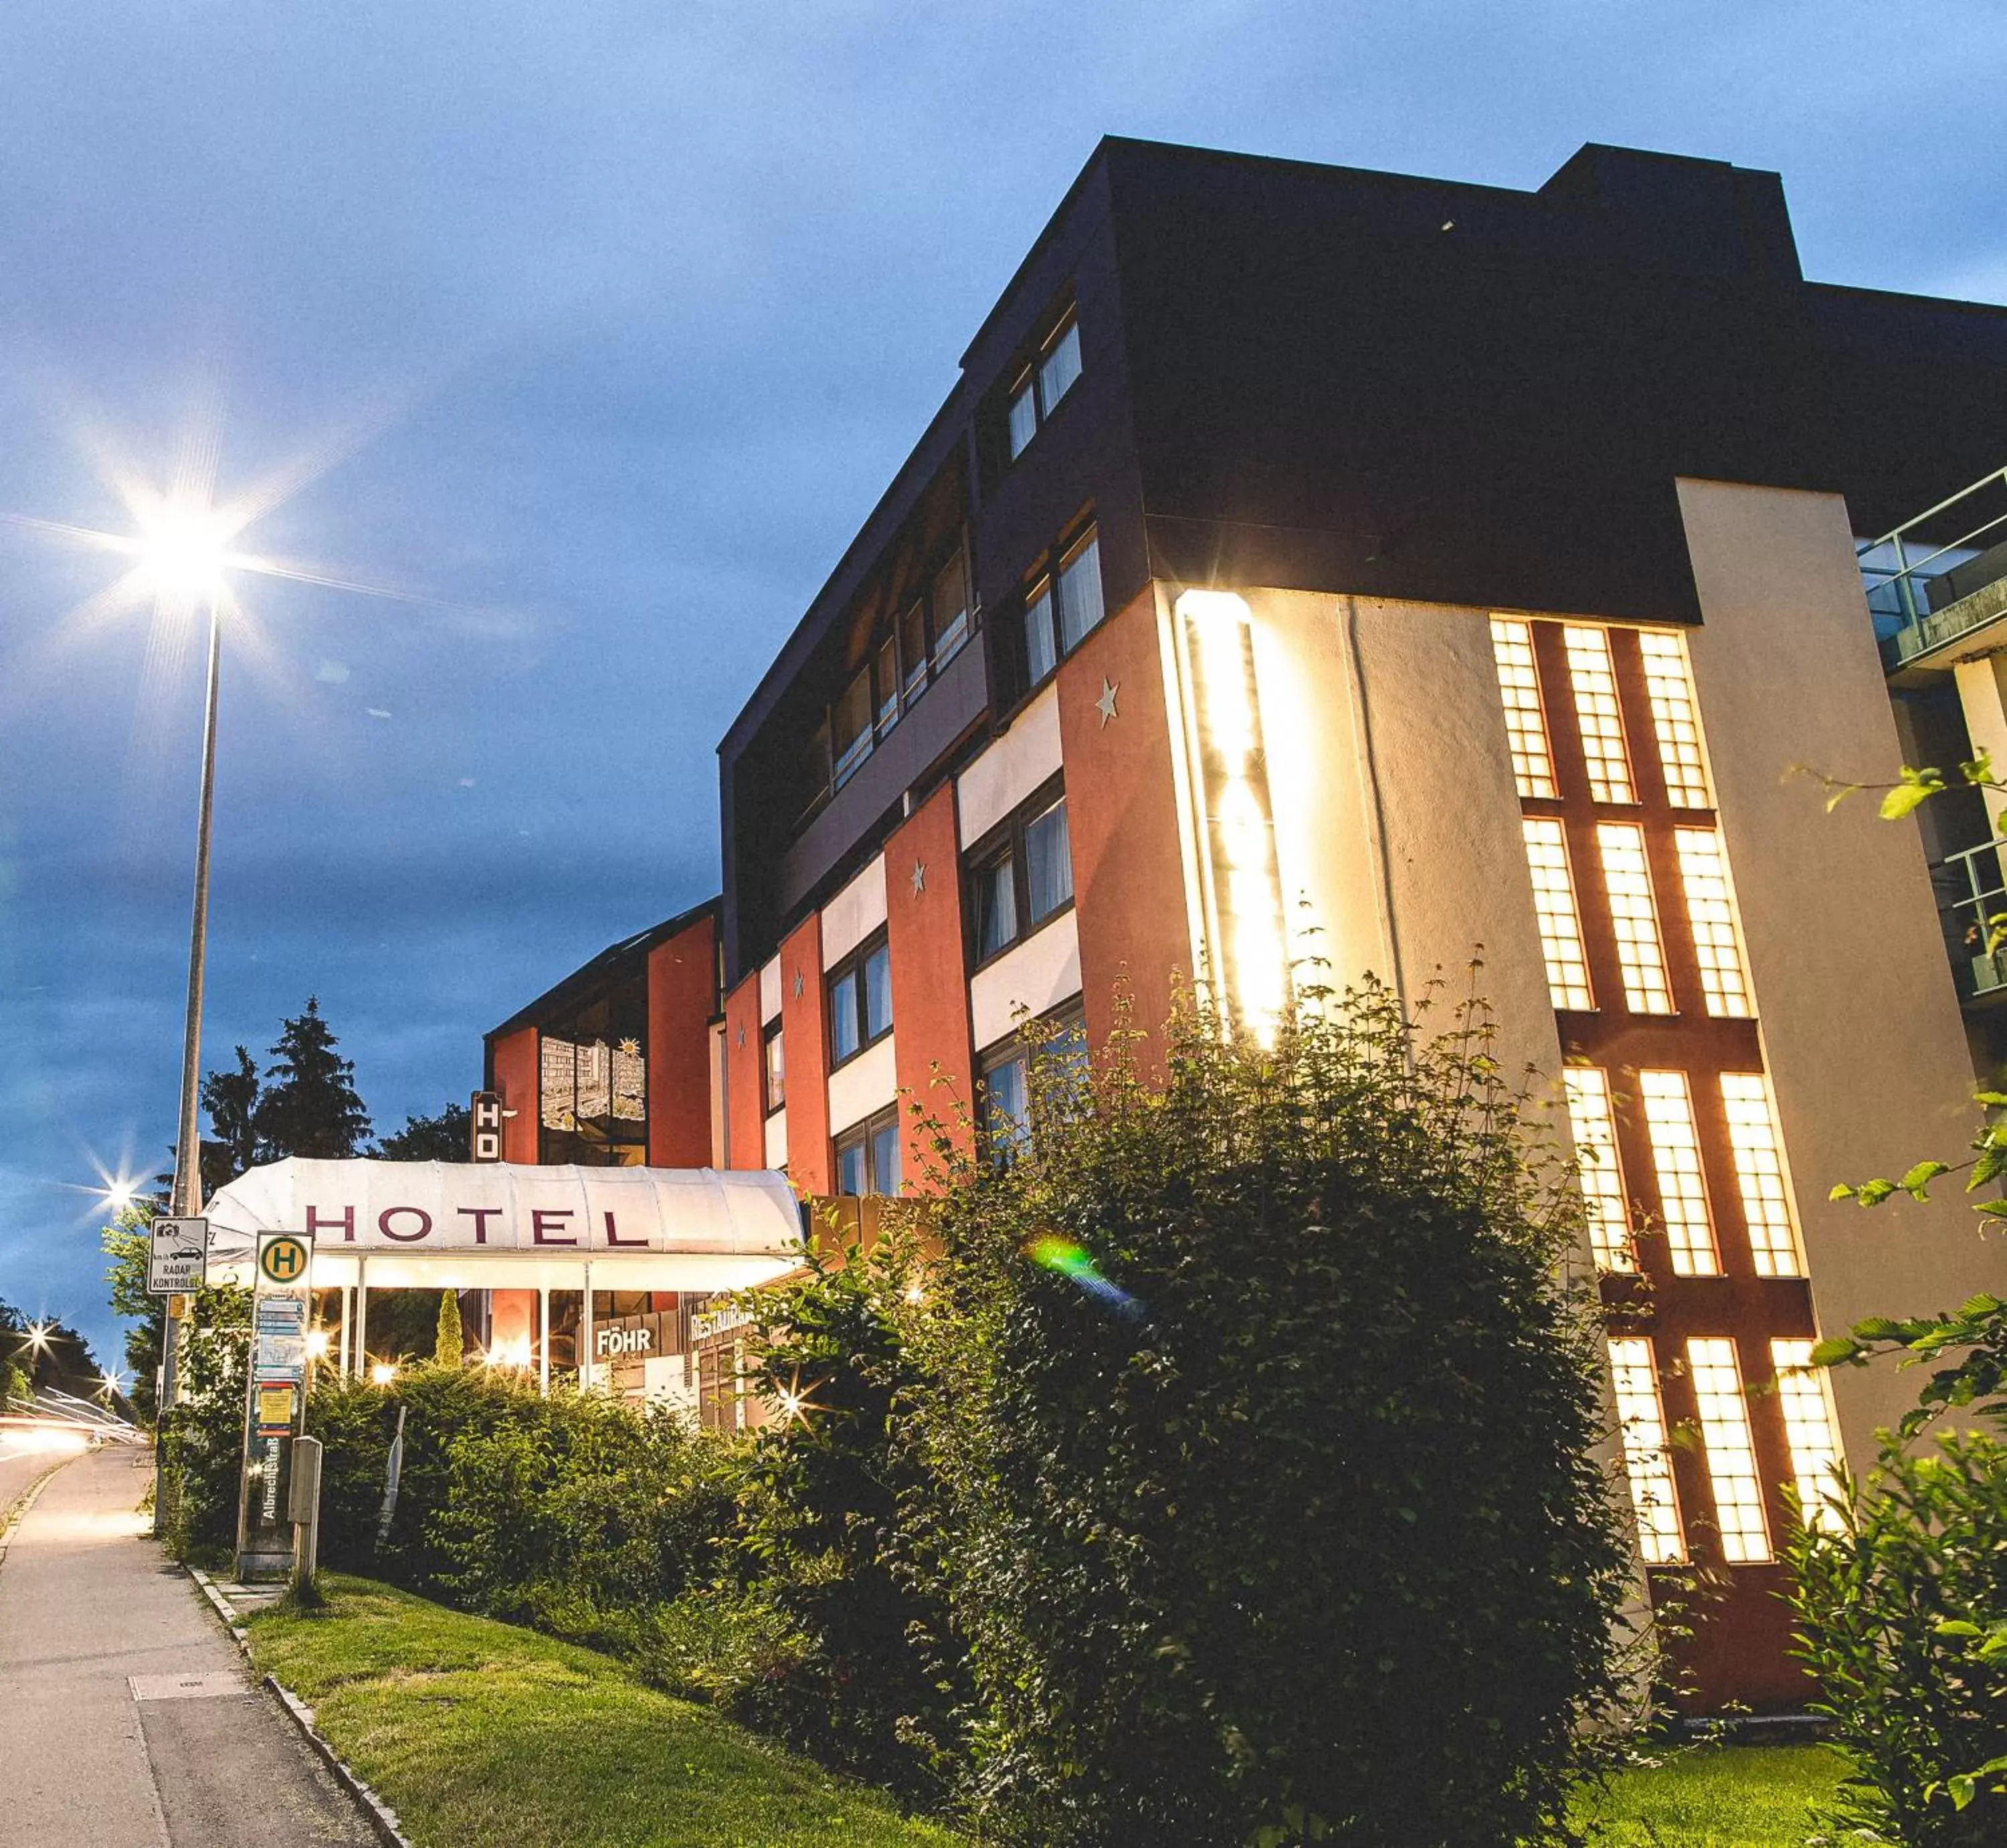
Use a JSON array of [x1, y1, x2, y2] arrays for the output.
[[202, 1158, 806, 1292]]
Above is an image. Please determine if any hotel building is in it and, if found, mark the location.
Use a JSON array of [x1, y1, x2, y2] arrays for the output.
[[486, 137, 2007, 1707]]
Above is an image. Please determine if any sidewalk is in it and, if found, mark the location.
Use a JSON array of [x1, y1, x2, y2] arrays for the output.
[[0, 1444, 377, 1848]]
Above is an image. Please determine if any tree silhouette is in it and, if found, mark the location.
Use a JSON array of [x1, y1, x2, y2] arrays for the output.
[[199, 1044, 262, 1194], [374, 1103, 473, 1162], [254, 998, 371, 1161]]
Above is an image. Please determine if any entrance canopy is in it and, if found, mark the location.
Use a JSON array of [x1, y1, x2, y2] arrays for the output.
[[203, 1158, 806, 1293]]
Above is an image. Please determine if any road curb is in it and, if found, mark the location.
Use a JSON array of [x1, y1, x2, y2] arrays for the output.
[[187, 1566, 415, 1848]]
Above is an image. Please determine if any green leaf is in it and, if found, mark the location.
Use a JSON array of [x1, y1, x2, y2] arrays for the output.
[[1974, 1091, 2007, 1109], [1810, 1336, 1862, 1368], [1902, 1161, 1952, 1199], [1855, 1178, 1899, 1206], [1824, 781, 1864, 812], [1829, 1183, 1856, 1202], [1935, 1619, 1983, 1638]]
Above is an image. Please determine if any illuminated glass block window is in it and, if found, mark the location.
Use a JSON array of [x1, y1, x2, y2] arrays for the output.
[[1564, 1067, 1633, 1271], [1720, 1073, 1802, 1276], [1608, 1337, 1685, 1563], [1489, 618, 1557, 800], [1686, 1337, 1772, 1562], [1674, 830, 1751, 1018], [1638, 631, 1713, 809], [1639, 1070, 1718, 1275], [1596, 823, 1674, 1014], [1563, 625, 1634, 803], [1523, 818, 1593, 1010], [1771, 1339, 1846, 1534]]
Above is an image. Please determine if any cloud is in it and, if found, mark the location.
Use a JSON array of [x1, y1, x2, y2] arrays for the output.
[[366, 707, 391, 719], [314, 658, 350, 682]]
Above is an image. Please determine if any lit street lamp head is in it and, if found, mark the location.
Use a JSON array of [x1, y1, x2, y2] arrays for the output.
[[129, 492, 236, 607]]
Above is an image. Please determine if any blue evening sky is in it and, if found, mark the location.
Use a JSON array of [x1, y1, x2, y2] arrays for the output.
[[2, 1, 2002, 1366]]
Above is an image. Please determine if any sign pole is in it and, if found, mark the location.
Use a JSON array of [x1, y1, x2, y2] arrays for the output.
[[235, 1230, 314, 1582]]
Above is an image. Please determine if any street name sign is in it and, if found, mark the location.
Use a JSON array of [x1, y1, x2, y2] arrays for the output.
[[147, 1217, 207, 1296]]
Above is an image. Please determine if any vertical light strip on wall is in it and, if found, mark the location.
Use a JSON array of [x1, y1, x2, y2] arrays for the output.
[[1638, 631, 1713, 809], [1607, 1337, 1685, 1563], [1720, 1073, 1803, 1276], [1563, 625, 1634, 803], [1489, 617, 1557, 799], [1639, 1070, 1719, 1274], [1674, 830, 1752, 1018], [1522, 818, 1594, 1010], [1770, 1339, 1845, 1533], [1685, 1337, 1773, 1562], [1174, 590, 1288, 1043], [1596, 822, 1674, 1013], [1563, 1067, 1634, 1271]]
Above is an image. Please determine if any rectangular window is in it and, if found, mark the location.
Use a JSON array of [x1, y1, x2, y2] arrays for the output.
[[1523, 818, 1594, 1010], [1007, 309, 1082, 460], [875, 632, 900, 735], [834, 1104, 901, 1196], [1024, 582, 1057, 687], [1638, 631, 1712, 809], [1721, 1074, 1802, 1277], [1597, 822, 1674, 1014], [1024, 796, 1073, 925], [1686, 1337, 1772, 1562], [827, 933, 892, 1069], [899, 601, 929, 703], [1564, 625, 1634, 803], [763, 1023, 785, 1115], [1674, 830, 1751, 1018], [1489, 618, 1557, 800], [967, 783, 1072, 967], [1640, 1070, 1718, 1275], [931, 551, 971, 666], [1563, 1067, 1633, 1271], [1771, 1339, 1844, 1534], [1608, 1338, 1685, 1564], [1038, 315, 1082, 413], [981, 1045, 1030, 1160], [832, 666, 874, 788], [1056, 531, 1105, 652]]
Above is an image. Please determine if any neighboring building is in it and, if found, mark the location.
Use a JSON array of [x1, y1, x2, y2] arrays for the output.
[[492, 137, 2007, 1709]]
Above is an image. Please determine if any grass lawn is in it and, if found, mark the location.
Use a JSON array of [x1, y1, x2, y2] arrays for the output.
[[244, 1575, 963, 1848], [1575, 1744, 1846, 1847]]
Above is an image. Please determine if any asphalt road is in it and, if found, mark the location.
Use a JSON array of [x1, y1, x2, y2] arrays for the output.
[[0, 1445, 376, 1848], [0, 1432, 62, 1519]]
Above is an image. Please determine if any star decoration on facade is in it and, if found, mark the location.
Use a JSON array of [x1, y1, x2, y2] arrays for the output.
[[792, 969, 803, 998], [735, 1026, 745, 1048], [911, 859, 927, 897], [1096, 676, 1119, 726]]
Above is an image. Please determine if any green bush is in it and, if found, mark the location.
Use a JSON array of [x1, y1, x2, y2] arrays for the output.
[[160, 1283, 252, 1558], [1789, 1432, 2007, 1844], [902, 984, 1635, 1847]]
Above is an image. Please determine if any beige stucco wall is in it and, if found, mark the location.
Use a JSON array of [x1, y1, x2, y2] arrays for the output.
[[1678, 476, 2002, 1468], [1247, 587, 1571, 1111]]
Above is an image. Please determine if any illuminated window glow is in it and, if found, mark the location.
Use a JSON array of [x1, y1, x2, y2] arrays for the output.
[[1489, 618, 1557, 800], [1597, 823, 1674, 1014], [1608, 1338, 1685, 1563], [1640, 1070, 1717, 1275], [1523, 818, 1593, 1010], [1771, 1339, 1845, 1534], [1564, 1067, 1634, 1271], [1564, 625, 1634, 803], [1721, 1073, 1802, 1276], [1675, 830, 1751, 1018], [1687, 1337, 1772, 1562], [1638, 631, 1712, 808]]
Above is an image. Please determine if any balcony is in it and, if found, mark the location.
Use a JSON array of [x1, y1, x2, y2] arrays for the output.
[[1931, 836, 2007, 1006], [1860, 465, 2007, 682]]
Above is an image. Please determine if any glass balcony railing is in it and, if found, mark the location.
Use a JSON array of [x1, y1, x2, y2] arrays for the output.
[[1933, 836, 2007, 1004], [1860, 466, 2007, 673]]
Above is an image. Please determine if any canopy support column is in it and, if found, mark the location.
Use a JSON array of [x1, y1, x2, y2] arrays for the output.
[[538, 1286, 550, 1397], [355, 1258, 369, 1382], [580, 1261, 594, 1394], [338, 1285, 352, 1379]]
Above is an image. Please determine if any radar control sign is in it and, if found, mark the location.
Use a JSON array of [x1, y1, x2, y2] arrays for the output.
[[147, 1217, 207, 1296]]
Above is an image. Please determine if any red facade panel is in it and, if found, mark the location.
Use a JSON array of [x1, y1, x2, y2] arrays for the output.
[[646, 912, 718, 1168], [777, 912, 832, 1194], [1056, 586, 1193, 1070], [490, 1026, 539, 1164], [722, 972, 765, 1172], [886, 782, 975, 1174]]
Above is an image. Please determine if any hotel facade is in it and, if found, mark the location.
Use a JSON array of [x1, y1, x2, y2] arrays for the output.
[[485, 138, 2007, 1709]]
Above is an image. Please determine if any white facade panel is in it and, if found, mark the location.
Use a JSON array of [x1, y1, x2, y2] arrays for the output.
[[957, 684, 1062, 846], [969, 911, 1082, 1053], [759, 956, 783, 1024], [821, 855, 888, 969], [827, 1032, 898, 1136], [763, 1106, 789, 1170]]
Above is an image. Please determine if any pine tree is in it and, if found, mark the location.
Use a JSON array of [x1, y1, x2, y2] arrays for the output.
[[199, 1045, 262, 1192], [434, 1291, 464, 1366], [375, 1103, 474, 1162], [254, 998, 371, 1161]]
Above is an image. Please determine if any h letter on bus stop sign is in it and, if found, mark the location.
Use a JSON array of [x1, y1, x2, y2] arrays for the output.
[[147, 1217, 207, 1296]]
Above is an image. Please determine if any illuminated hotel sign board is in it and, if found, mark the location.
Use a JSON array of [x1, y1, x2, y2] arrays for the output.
[[1172, 589, 1290, 1040]]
